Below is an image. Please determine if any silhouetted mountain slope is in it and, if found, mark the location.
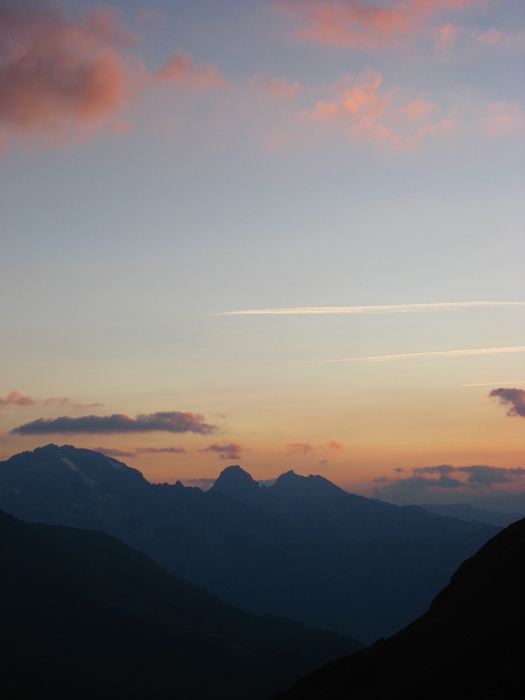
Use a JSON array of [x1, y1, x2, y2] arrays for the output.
[[420, 502, 523, 528], [0, 509, 360, 700], [0, 446, 499, 644], [274, 517, 525, 699]]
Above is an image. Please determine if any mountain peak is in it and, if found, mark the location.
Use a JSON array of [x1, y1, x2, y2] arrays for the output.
[[210, 465, 260, 499], [271, 471, 345, 501]]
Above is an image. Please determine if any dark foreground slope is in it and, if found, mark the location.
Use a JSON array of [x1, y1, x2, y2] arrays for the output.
[[0, 445, 499, 643], [0, 510, 361, 700], [275, 517, 525, 699]]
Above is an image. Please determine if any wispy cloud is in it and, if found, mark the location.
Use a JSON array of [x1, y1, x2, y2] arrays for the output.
[[94, 445, 188, 458], [199, 440, 244, 460], [152, 51, 225, 89], [251, 75, 301, 98], [286, 440, 342, 455], [218, 301, 525, 315], [94, 447, 137, 458], [0, 391, 102, 409], [276, 0, 484, 52], [302, 347, 525, 364], [11, 411, 216, 435], [286, 442, 316, 455], [0, 391, 35, 406]]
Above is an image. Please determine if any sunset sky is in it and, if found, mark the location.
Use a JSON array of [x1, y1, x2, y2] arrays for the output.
[[1, 0, 524, 506]]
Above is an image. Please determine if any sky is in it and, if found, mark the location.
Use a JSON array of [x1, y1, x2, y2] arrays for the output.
[[1, 0, 524, 509]]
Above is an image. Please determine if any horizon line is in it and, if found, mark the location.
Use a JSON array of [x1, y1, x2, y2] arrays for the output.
[[216, 301, 525, 316]]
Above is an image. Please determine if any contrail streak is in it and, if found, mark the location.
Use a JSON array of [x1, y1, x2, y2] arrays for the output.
[[461, 380, 525, 387], [297, 346, 525, 364], [217, 302, 525, 316]]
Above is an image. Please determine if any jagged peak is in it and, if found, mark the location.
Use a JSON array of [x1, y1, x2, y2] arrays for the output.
[[213, 464, 258, 484], [210, 465, 260, 497]]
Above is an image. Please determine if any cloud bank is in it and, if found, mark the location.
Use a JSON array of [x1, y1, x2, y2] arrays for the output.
[[11, 411, 216, 435], [375, 464, 525, 503]]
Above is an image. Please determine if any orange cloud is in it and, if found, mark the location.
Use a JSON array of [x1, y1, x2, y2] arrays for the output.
[[326, 439, 342, 449], [153, 52, 225, 89], [286, 442, 315, 455], [276, 0, 482, 51]]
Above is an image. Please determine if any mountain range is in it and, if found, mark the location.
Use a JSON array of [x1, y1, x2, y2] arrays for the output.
[[0, 444, 502, 644], [0, 508, 360, 700], [275, 515, 525, 699]]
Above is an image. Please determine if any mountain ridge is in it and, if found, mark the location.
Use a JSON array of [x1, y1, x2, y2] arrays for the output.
[[0, 445, 501, 644], [0, 508, 361, 700], [274, 516, 525, 699]]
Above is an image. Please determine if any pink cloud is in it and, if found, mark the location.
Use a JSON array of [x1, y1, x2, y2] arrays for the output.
[[136, 8, 166, 26], [300, 70, 462, 150], [417, 114, 458, 137], [0, 2, 141, 147], [276, 0, 483, 51], [251, 75, 301, 98], [404, 98, 436, 119], [481, 102, 525, 136], [0, 390, 35, 406], [0, 3, 224, 150], [153, 52, 225, 90], [301, 70, 409, 150], [326, 439, 342, 449], [435, 23, 465, 59], [475, 29, 509, 45], [277, 0, 411, 50]]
